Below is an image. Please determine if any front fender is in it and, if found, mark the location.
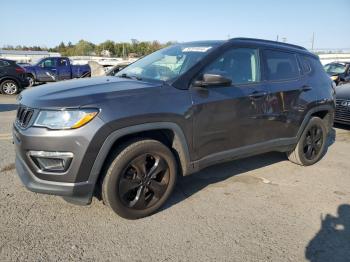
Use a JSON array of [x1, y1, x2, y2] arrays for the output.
[[24, 67, 37, 79], [86, 122, 192, 192]]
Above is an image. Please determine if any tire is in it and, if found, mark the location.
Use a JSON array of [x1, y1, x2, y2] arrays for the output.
[[102, 139, 177, 219], [0, 80, 19, 95], [287, 117, 328, 166], [27, 75, 35, 87]]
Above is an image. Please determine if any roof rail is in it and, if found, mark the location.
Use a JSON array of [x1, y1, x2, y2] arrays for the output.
[[230, 37, 307, 51]]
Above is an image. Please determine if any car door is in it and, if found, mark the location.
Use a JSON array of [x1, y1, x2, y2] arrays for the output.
[[262, 49, 309, 140], [57, 58, 71, 80], [190, 47, 271, 160], [36, 58, 57, 82]]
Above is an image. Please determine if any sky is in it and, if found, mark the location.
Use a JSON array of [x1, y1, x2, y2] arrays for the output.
[[1, 0, 349, 50]]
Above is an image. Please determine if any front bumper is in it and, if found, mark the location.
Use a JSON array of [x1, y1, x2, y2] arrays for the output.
[[13, 114, 109, 205], [16, 154, 94, 205], [334, 118, 350, 125]]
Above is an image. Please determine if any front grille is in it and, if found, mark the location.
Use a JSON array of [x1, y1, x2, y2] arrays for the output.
[[335, 99, 350, 123], [16, 106, 34, 128]]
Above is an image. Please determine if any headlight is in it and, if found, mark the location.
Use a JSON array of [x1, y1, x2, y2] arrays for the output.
[[330, 75, 339, 81], [34, 109, 98, 130]]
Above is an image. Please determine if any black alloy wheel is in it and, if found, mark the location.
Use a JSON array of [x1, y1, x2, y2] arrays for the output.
[[303, 125, 324, 161], [102, 139, 177, 219], [287, 117, 328, 166], [119, 153, 170, 210]]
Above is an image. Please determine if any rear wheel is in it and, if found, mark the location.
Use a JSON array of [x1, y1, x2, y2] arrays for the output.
[[102, 139, 177, 219], [27, 75, 35, 87], [0, 80, 19, 95], [287, 117, 328, 166]]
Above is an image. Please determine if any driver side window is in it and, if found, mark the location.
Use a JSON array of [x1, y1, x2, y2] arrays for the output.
[[202, 48, 260, 84]]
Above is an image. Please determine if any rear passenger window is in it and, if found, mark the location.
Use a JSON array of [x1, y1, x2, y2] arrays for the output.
[[264, 50, 300, 81]]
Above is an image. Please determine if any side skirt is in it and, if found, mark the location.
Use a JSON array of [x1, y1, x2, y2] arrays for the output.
[[189, 137, 297, 173]]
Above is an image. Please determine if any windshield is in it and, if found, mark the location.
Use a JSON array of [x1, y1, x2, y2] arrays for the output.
[[324, 63, 346, 75], [116, 43, 217, 81]]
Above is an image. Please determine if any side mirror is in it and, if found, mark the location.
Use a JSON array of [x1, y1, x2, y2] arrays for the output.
[[193, 73, 232, 87]]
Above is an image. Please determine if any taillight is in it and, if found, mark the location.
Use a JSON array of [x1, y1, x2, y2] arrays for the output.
[[15, 67, 25, 73]]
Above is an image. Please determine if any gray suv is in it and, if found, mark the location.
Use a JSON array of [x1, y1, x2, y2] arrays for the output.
[[13, 38, 335, 219]]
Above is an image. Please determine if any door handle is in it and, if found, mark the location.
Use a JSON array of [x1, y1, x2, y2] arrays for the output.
[[249, 91, 267, 99], [301, 85, 312, 91]]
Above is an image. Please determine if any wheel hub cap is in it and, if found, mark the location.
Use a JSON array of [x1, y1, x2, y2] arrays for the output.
[[3, 82, 17, 94]]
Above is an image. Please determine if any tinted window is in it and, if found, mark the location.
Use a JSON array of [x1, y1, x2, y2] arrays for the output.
[[308, 56, 327, 74], [0, 60, 10, 67], [202, 48, 260, 84], [264, 50, 300, 80]]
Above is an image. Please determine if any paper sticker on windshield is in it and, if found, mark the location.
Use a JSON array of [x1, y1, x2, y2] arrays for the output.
[[182, 46, 212, 52]]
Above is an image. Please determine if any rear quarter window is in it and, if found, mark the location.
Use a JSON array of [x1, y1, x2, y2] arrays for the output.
[[299, 55, 312, 74], [307, 56, 327, 74], [264, 50, 300, 81]]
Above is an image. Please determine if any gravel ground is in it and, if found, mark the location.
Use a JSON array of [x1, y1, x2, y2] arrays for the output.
[[0, 95, 349, 262]]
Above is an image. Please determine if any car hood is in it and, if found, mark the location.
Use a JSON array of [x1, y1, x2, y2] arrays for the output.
[[18, 76, 162, 108], [335, 84, 350, 100]]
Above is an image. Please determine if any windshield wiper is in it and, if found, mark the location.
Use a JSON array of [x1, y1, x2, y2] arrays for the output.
[[119, 73, 132, 79], [118, 73, 143, 81]]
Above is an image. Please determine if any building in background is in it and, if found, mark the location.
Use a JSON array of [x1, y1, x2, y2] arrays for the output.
[[0, 50, 61, 63]]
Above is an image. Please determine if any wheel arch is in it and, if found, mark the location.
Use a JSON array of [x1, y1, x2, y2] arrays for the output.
[[26, 72, 35, 79], [88, 122, 192, 195], [0, 76, 21, 87], [297, 105, 335, 140]]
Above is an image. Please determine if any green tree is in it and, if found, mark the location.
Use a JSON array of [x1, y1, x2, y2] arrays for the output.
[[73, 40, 95, 56]]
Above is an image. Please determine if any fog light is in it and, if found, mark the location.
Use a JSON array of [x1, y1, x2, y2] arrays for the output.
[[28, 151, 73, 173]]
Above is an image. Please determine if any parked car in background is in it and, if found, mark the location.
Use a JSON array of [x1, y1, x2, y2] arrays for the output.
[[24, 57, 91, 86], [0, 59, 29, 95], [335, 83, 350, 125], [14, 38, 335, 219], [324, 62, 350, 85]]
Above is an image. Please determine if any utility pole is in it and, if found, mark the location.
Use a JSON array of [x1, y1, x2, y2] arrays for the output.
[[311, 32, 315, 50]]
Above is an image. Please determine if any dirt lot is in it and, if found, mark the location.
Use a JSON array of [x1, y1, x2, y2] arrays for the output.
[[0, 95, 349, 262]]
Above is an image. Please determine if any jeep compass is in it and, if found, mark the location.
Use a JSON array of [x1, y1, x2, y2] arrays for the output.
[[13, 38, 335, 219]]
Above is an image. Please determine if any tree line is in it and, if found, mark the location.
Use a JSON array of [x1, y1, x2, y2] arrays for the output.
[[2, 39, 175, 57]]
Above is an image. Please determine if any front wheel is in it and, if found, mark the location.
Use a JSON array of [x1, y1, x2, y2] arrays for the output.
[[287, 117, 328, 166], [0, 80, 19, 95], [102, 139, 177, 219]]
